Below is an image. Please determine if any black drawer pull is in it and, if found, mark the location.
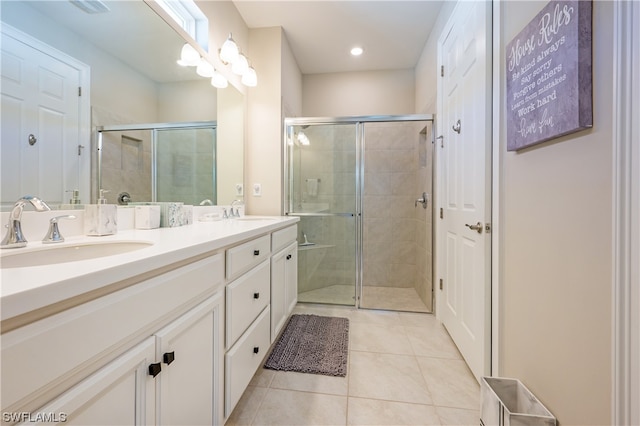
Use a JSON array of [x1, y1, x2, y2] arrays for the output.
[[254, 292, 260, 299], [163, 351, 175, 365], [286, 254, 292, 260], [253, 249, 260, 256], [148, 362, 161, 377], [253, 346, 260, 354]]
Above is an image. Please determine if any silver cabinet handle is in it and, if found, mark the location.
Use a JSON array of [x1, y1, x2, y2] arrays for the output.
[[464, 222, 483, 234]]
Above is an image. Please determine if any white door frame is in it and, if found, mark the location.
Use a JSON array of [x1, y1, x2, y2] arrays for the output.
[[435, 0, 493, 378], [612, 1, 640, 424]]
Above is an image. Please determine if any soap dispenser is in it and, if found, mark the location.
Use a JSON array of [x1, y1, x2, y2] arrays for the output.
[[84, 189, 117, 236]]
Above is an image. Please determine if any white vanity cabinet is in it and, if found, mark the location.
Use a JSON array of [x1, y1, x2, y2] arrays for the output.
[[26, 337, 157, 425], [154, 293, 223, 426], [223, 236, 272, 418], [270, 225, 298, 342], [2, 254, 225, 425]]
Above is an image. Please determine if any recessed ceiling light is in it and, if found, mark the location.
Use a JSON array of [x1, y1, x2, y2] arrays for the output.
[[350, 47, 364, 56]]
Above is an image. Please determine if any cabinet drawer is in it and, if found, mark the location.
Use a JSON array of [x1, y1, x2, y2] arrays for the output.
[[224, 306, 270, 418], [226, 234, 271, 280], [225, 260, 270, 348], [271, 225, 297, 253]]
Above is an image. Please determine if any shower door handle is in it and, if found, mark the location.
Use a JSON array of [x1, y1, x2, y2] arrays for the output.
[[415, 192, 428, 209]]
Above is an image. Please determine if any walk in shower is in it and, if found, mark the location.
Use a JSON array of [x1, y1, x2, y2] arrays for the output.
[[284, 115, 434, 313]]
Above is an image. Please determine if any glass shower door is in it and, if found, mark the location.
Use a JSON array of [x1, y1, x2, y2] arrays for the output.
[[285, 122, 358, 306]]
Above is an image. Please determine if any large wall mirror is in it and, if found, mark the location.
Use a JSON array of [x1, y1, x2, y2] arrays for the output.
[[0, 0, 244, 210]]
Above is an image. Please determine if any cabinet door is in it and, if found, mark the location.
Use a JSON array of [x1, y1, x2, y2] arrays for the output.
[[25, 337, 156, 425], [284, 242, 298, 314], [155, 293, 223, 426], [270, 248, 287, 342], [271, 242, 299, 342]]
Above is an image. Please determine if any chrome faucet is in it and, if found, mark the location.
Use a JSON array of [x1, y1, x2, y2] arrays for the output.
[[230, 199, 244, 217], [1, 195, 51, 249]]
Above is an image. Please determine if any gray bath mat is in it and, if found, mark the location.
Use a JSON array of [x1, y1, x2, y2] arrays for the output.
[[264, 314, 349, 377]]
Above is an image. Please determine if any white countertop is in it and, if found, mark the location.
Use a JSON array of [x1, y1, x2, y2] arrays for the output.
[[0, 216, 299, 322]]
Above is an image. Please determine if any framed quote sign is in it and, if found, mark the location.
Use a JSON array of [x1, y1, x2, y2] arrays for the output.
[[506, 0, 593, 151]]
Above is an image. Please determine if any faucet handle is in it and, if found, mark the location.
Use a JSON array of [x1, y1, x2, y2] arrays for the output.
[[43, 215, 76, 244]]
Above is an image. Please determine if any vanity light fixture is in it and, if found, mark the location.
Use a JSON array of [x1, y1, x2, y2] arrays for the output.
[[231, 52, 249, 76], [211, 70, 228, 89], [219, 33, 239, 64], [196, 58, 214, 77], [241, 65, 258, 87], [350, 46, 364, 56], [177, 43, 199, 66]]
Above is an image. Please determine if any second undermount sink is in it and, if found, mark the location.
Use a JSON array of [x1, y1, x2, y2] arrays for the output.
[[0, 241, 154, 269]]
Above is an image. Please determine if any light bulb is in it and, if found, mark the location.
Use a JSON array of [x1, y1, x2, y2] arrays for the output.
[[350, 46, 364, 56], [211, 70, 228, 89], [232, 52, 249, 75], [196, 59, 214, 77], [241, 66, 257, 87], [219, 33, 239, 64], [177, 43, 199, 66]]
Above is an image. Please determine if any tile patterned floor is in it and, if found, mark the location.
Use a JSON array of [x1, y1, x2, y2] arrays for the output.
[[225, 304, 480, 426]]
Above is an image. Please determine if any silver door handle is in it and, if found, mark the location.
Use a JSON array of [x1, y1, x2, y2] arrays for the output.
[[415, 192, 428, 209], [465, 222, 483, 234]]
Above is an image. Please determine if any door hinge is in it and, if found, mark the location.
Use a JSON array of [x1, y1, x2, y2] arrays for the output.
[[485, 223, 491, 233], [78, 87, 82, 96], [439, 208, 443, 219], [441, 65, 444, 77], [439, 279, 443, 290]]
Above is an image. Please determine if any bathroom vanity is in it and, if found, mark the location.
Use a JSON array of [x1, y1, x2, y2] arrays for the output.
[[0, 216, 299, 425]]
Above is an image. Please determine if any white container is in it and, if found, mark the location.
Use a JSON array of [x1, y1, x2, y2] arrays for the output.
[[134, 205, 161, 229], [481, 377, 556, 426], [84, 190, 117, 236]]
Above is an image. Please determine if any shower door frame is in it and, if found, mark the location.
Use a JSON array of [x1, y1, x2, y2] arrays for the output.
[[283, 114, 435, 310]]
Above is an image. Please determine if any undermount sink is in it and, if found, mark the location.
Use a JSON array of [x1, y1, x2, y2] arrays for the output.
[[0, 241, 154, 268]]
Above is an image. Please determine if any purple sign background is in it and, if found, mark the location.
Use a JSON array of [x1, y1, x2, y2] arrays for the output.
[[506, 0, 592, 151]]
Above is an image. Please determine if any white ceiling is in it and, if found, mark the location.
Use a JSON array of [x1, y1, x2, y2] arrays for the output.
[[233, 1, 445, 74]]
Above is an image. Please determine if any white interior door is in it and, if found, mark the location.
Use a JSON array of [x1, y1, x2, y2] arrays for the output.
[[437, 0, 492, 381], [1, 26, 88, 208]]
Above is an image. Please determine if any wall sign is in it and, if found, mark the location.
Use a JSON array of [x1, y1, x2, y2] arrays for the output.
[[506, 0, 592, 151]]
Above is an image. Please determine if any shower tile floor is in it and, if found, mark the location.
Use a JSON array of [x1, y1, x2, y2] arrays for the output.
[[298, 285, 431, 313], [225, 303, 480, 426]]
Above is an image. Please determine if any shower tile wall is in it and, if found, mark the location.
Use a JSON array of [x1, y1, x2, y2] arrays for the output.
[[156, 128, 216, 205], [363, 122, 432, 310], [100, 129, 152, 205], [295, 125, 357, 302]]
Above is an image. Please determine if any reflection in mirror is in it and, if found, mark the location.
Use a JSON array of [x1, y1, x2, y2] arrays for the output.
[[0, 0, 244, 210], [97, 122, 217, 206]]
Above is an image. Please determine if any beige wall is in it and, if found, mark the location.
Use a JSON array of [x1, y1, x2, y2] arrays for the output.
[[246, 27, 284, 215], [498, 2, 613, 424], [415, 0, 455, 114], [302, 70, 415, 116]]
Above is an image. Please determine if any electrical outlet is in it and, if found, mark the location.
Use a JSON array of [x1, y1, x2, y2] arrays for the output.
[[252, 183, 262, 196], [235, 183, 243, 196]]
